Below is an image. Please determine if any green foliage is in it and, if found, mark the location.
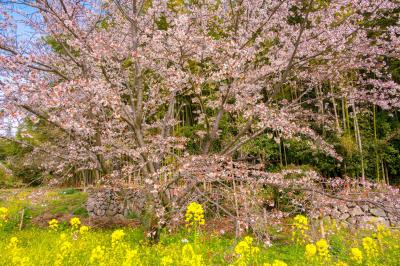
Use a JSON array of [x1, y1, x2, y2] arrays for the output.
[[0, 216, 399, 265]]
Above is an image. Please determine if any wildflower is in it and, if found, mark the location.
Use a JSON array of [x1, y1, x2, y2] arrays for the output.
[[161, 255, 173, 266], [69, 217, 81, 229], [8, 237, 19, 249], [362, 237, 378, 258], [48, 219, 59, 231], [335, 261, 348, 266], [111, 229, 125, 247], [0, 207, 8, 227], [55, 241, 73, 266], [182, 244, 204, 266], [123, 249, 141, 266], [0, 207, 8, 220], [374, 224, 391, 241], [350, 248, 363, 264], [13, 256, 30, 266], [316, 239, 330, 260], [263, 260, 288, 266], [60, 241, 73, 254], [185, 202, 205, 228], [272, 260, 287, 266], [234, 236, 260, 257], [90, 246, 105, 265], [291, 214, 309, 243], [60, 233, 68, 241], [79, 225, 90, 235], [305, 243, 317, 259], [6, 236, 31, 266]]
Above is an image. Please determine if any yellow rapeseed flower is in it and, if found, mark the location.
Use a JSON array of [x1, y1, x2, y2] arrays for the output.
[[292, 214, 309, 243], [273, 260, 288, 266], [374, 224, 391, 241], [79, 225, 90, 235], [111, 229, 125, 247], [181, 244, 205, 266], [185, 202, 205, 228], [362, 237, 378, 258], [123, 249, 141, 266], [8, 237, 19, 249], [48, 219, 59, 231], [161, 255, 173, 265], [316, 239, 330, 260], [0, 207, 9, 227], [234, 236, 260, 257], [69, 217, 81, 229], [263, 260, 288, 266], [90, 246, 105, 265], [350, 247, 363, 264], [305, 243, 317, 259], [0, 207, 8, 220]]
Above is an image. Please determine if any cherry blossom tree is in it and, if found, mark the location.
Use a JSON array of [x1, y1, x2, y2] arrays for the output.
[[1, 0, 399, 237]]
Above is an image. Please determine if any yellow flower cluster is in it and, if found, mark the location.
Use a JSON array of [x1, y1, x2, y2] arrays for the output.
[[123, 248, 141, 266], [112, 229, 126, 247], [79, 225, 90, 235], [233, 236, 260, 265], [335, 261, 348, 266], [362, 237, 378, 259], [160, 255, 173, 266], [55, 234, 73, 266], [0, 207, 8, 227], [291, 214, 309, 244], [374, 224, 391, 241], [263, 259, 288, 266], [234, 236, 260, 257], [305, 243, 317, 259], [48, 219, 59, 231], [7, 237, 30, 266], [70, 217, 81, 230], [185, 202, 205, 228], [90, 245, 106, 265], [350, 247, 363, 264], [181, 243, 205, 266], [316, 239, 330, 260], [0, 206, 8, 220]]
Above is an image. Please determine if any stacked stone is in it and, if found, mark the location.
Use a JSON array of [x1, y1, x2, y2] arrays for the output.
[[86, 187, 144, 219], [325, 201, 399, 228], [86, 188, 125, 218]]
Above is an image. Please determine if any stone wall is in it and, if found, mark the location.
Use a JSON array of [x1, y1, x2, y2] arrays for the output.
[[321, 201, 399, 228], [86, 187, 144, 218]]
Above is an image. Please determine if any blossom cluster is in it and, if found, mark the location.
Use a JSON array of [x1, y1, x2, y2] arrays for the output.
[[185, 202, 205, 228]]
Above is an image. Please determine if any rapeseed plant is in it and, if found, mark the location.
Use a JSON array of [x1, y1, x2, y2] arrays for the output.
[[69, 217, 81, 230], [185, 202, 205, 228], [232, 236, 260, 265], [316, 238, 330, 261], [305, 243, 317, 259], [291, 214, 309, 244], [111, 229, 126, 247], [263, 259, 287, 266], [161, 255, 174, 265], [0, 207, 8, 227], [79, 225, 90, 235], [7, 237, 30, 266], [181, 243, 205, 266], [123, 248, 141, 266], [350, 247, 363, 264], [48, 219, 59, 231], [362, 236, 378, 261], [90, 245, 106, 265]]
